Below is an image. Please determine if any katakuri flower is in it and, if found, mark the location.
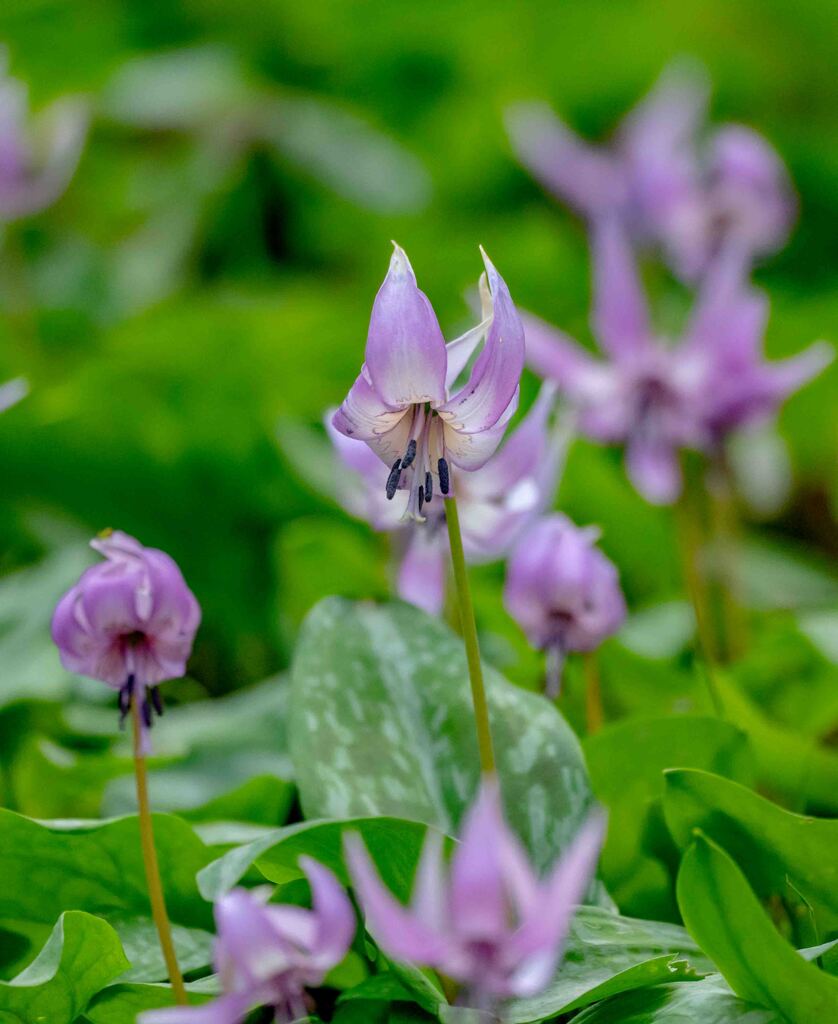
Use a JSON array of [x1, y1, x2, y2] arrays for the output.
[[506, 61, 795, 280], [51, 531, 200, 753], [504, 514, 626, 697], [326, 381, 567, 614], [346, 780, 604, 1008], [140, 859, 356, 1024], [0, 48, 89, 220], [522, 220, 831, 504], [332, 243, 525, 521], [0, 376, 27, 413]]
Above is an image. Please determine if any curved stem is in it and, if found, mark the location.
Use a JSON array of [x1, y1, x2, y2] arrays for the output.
[[583, 651, 603, 734], [444, 493, 496, 775], [131, 697, 188, 1004]]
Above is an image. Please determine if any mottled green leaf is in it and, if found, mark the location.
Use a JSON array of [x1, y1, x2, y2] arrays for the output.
[[677, 833, 838, 1021], [0, 911, 128, 1024], [572, 975, 784, 1024], [289, 598, 593, 872], [85, 977, 217, 1024]]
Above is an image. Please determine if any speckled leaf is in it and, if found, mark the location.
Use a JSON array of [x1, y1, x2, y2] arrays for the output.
[[289, 598, 593, 871], [504, 907, 713, 1022], [0, 911, 128, 1024], [572, 975, 785, 1024]]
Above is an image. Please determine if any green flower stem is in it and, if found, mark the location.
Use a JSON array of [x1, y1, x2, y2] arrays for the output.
[[444, 491, 496, 775], [131, 697, 188, 1005], [675, 483, 724, 718]]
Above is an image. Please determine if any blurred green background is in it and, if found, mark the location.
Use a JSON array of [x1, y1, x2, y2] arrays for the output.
[[0, 0, 836, 702]]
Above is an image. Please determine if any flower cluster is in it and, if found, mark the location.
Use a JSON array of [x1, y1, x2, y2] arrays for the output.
[[506, 60, 795, 281]]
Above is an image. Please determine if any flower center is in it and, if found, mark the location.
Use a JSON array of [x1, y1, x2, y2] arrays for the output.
[[384, 404, 450, 520]]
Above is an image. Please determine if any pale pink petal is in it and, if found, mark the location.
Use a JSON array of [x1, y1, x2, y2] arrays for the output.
[[590, 219, 652, 361], [364, 244, 448, 408], [450, 781, 509, 940], [299, 855, 356, 972], [397, 532, 447, 615]]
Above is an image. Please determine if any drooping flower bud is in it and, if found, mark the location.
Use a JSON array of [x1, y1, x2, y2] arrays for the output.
[[51, 531, 200, 753]]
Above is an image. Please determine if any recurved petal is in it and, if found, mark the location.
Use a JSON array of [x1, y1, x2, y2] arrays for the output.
[[139, 992, 253, 1024], [520, 312, 602, 395], [442, 387, 518, 472], [444, 315, 492, 390], [439, 250, 524, 436], [506, 813, 605, 997], [591, 219, 652, 361], [364, 244, 448, 407], [332, 367, 408, 442], [625, 437, 683, 505], [505, 102, 626, 215], [450, 780, 512, 941], [299, 855, 356, 971], [344, 833, 449, 964], [397, 531, 447, 615]]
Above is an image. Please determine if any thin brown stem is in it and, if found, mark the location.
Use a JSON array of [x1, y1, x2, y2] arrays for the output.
[[583, 651, 603, 734]]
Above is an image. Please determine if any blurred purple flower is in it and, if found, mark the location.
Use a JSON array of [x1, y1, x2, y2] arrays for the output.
[[327, 382, 567, 614], [506, 61, 795, 279], [504, 514, 626, 696], [0, 49, 89, 220], [346, 780, 604, 1008], [0, 376, 27, 412], [523, 221, 831, 504], [140, 859, 356, 1024], [51, 531, 200, 753], [332, 243, 525, 520]]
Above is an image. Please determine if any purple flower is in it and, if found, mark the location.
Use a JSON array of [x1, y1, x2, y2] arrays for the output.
[[51, 531, 200, 752], [327, 382, 567, 614], [523, 221, 831, 504], [503, 514, 626, 696], [140, 859, 356, 1024], [0, 376, 27, 413], [506, 61, 795, 279], [0, 49, 89, 220], [332, 243, 525, 520], [346, 780, 604, 1008]]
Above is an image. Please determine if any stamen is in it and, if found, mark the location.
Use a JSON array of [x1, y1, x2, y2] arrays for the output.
[[141, 699, 153, 729], [118, 674, 135, 728], [401, 438, 417, 469], [424, 471, 433, 504], [385, 458, 402, 500], [150, 686, 164, 717], [418, 487, 424, 512], [438, 457, 450, 495]]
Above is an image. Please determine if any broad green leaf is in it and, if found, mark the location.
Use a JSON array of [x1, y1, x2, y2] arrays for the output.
[[676, 833, 838, 1021], [198, 815, 439, 902], [0, 808, 214, 930], [664, 769, 838, 935], [110, 916, 214, 983], [715, 672, 838, 812], [583, 717, 753, 918], [617, 602, 695, 660], [739, 539, 838, 611], [572, 974, 784, 1024], [501, 908, 713, 1023], [289, 598, 593, 871], [85, 978, 217, 1024], [0, 911, 128, 1024]]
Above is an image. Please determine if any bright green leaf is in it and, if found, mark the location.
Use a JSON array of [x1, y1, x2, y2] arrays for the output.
[[676, 833, 838, 1021]]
